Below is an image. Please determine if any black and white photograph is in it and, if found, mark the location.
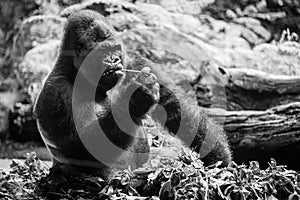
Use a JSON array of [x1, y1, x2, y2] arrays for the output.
[[0, 0, 300, 199]]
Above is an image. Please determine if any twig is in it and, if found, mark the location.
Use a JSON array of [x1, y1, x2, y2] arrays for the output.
[[122, 69, 141, 73]]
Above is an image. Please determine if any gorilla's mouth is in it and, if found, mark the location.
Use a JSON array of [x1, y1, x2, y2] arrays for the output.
[[103, 64, 123, 77], [99, 64, 124, 89]]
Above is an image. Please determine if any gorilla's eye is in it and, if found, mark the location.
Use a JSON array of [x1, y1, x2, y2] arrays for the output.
[[97, 34, 108, 42], [94, 28, 110, 42]]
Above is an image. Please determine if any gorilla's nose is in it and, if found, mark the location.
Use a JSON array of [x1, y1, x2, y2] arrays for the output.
[[112, 57, 121, 64], [110, 55, 121, 65]]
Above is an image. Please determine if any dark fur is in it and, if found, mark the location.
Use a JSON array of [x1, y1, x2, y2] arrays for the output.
[[34, 10, 231, 178], [127, 57, 232, 165]]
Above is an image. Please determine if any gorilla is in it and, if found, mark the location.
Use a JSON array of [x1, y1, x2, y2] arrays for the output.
[[34, 10, 231, 178]]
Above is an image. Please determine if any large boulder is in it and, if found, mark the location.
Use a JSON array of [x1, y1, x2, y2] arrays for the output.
[[8, 40, 60, 143], [12, 15, 65, 59], [18, 40, 60, 102], [61, 0, 138, 17], [138, 0, 215, 15]]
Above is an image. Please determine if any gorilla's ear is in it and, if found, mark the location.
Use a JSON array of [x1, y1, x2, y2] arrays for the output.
[[73, 43, 88, 70], [75, 43, 84, 57]]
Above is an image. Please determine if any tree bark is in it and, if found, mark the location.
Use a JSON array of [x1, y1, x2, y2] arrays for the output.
[[194, 62, 300, 111], [208, 102, 300, 150]]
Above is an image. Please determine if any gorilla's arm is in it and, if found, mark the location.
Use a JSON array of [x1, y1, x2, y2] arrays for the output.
[[152, 83, 232, 166], [34, 75, 154, 166], [79, 79, 158, 149], [126, 57, 232, 166]]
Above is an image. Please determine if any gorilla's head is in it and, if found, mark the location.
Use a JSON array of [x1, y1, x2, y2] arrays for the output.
[[60, 10, 125, 91]]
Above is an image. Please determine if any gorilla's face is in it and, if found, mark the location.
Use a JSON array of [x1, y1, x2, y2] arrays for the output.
[[98, 43, 125, 90], [70, 14, 126, 91], [75, 42, 125, 92]]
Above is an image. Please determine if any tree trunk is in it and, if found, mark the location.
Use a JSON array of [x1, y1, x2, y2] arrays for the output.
[[208, 102, 300, 150], [194, 62, 300, 111]]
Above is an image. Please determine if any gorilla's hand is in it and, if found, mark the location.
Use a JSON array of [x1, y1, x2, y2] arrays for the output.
[[128, 67, 160, 119], [135, 67, 160, 102]]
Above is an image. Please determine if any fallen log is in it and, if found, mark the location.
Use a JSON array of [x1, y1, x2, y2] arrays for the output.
[[208, 102, 300, 150], [193, 62, 300, 110], [206, 102, 300, 169]]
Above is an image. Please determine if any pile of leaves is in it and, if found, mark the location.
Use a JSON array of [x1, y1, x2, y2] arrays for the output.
[[0, 152, 300, 199], [0, 152, 48, 199]]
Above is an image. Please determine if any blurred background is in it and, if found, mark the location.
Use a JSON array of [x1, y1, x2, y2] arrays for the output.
[[0, 0, 300, 170]]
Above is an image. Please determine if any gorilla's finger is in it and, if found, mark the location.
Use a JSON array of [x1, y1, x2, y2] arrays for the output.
[[141, 67, 151, 75], [136, 73, 157, 85], [144, 74, 157, 84]]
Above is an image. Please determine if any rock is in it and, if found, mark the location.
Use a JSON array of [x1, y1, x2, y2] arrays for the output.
[[6, 38, 59, 143], [197, 15, 251, 49], [107, 3, 175, 31], [61, 0, 137, 17], [18, 40, 60, 102], [141, 0, 215, 15], [0, 0, 40, 32], [252, 42, 300, 75], [58, 0, 82, 7], [122, 27, 212, 63], [0, 79, 22, 110], [233, 17, 271, 44], [0, 0, 43, 79], [108, 12, 145, 31], [225, 9, 237, 19], [203, 0, 300, 39], [12, 15, 65, 59]]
